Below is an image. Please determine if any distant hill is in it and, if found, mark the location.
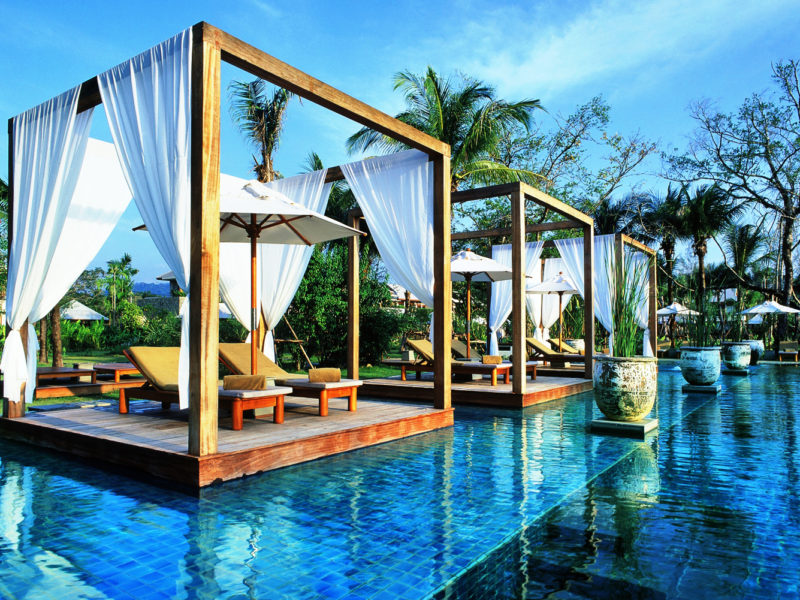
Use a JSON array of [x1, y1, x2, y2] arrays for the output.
[[133, 282, 171, 297]]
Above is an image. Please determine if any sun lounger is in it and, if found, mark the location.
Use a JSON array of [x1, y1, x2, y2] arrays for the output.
[[36, 366, 97, 386], [384, 339, 535, 385], [451, 338, 484, 361], [218, 343, 362, 416], [120, 347, 289, 429], [547, 339, 581, 354], [526, 337, 584, 366]]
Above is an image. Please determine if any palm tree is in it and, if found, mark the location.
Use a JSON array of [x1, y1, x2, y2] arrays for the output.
[[641, 185, 686, 347], [592, 194, 642, 235], [347, 67, 544, 191], [679, 184, 743, 305], [229, 80, 294, 183], [721, 222, 767, 339]]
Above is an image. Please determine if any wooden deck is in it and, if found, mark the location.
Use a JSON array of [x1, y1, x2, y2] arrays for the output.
[[0, 396, 453, 488], [361, 373, 593, 408]]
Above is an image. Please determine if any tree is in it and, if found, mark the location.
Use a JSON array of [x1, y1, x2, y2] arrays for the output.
[[667, 59, 800, 313], [229, 79, 294, 183], [678, 184, 743, 304], [347, 67, 544, 191], [101, 254, 138, 325]]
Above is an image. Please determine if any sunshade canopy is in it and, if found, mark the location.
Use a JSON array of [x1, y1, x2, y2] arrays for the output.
[[657, 302, 698, 316], [741, 300, 800, 315], [60, 300, 108, 321], [450, 249, 513, 282], [526, 272, 578, 294]]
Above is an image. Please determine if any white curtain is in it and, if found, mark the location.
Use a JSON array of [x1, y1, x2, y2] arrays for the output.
[[526, 255, 543, 341], [341, 150, 434, 308], [554, 234, 616, 355], [98, 28, 193, 407], [540, 258, 573, 342], [31, 139, 132, 323], [1, 85, 93, 404], [488, 242, 543, 354], [218, 170, 332, 360]]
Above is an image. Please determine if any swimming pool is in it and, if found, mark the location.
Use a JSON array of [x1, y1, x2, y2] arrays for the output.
[[0, 364, 796, 599]]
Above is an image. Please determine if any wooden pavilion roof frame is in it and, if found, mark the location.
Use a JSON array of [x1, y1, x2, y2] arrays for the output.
[[4, 22, 454, 458]]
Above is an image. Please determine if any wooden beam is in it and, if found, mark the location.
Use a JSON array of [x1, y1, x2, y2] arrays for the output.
[[77, 77, 102, 114], [620, 233, 655, 256], [347, 213, 360, 380], [325, 165, 345, 183], [511, 186, 526, 394], [649, 253, 658, 356], [583, 225, 594, 380], [188, 22, 221, 457], [451, 182, 520, 204], [3, 118, 24, 419], [432, 154, 452, 410], [452, 219, 581, 241], [210, 23, 449, 156], [521, 183, 593, 226]]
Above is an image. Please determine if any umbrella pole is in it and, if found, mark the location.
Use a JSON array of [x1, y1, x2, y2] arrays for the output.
[[250, 218, 258, 375], [466, 276, 472, 359]]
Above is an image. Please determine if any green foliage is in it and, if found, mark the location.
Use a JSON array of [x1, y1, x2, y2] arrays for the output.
[[278, 246, 406, 368], [347, 67, 544, 191], [61, 320, 105, 351], [687, 291, 716, 348], [220, 318, 248, 343], [100, 254, 138, 324], [609, 249, 650, 358]]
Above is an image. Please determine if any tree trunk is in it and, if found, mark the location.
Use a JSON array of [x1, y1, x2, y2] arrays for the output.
[[776, 213, 795, 352], [664, 244, 676, 348], [38, 319, 48, 362], [695, 240, 707, 303], [50, 303, 63, 368]]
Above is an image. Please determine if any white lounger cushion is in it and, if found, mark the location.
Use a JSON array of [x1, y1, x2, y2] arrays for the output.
[[279, 379, 363, 390], [217, 386, 293, 399]]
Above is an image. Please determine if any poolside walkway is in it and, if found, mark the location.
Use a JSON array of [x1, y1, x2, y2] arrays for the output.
[[0, 396, 453, 487]]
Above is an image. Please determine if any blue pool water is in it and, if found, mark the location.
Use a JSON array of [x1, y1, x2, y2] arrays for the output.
[[0, 364, 798, 599]]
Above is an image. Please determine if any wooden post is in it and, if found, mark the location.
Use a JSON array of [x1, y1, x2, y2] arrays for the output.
[[649, 252, 658, 356], [583, 225, 594, 380], [3, 118, 25, 419], [511, 186, 526, 395], [432, 154, 451, 410], [188, 23, 221, 457], [347, 212, 360, 380]]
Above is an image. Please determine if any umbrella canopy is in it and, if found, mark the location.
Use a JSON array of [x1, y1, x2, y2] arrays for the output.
[[450, 249, 513, 282], [219, 178, 362, 245], [747, 314, 763, 325], [525, 272, 578, 295], [657, 302, 699, 316], [741, 300, 800, 315], [60, 300, 108, 321]]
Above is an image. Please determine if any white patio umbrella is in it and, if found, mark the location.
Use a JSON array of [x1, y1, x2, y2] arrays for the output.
[[219, 179, 362, 374], [747, 314, 763, 325], [450, 249, 513, 358], [657, 302, 699, 316], [526, 272, 578, 352], [740, 300, 800, 315]]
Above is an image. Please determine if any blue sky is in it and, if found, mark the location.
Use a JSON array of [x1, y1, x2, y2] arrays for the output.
[[2, 0, 798, 281]]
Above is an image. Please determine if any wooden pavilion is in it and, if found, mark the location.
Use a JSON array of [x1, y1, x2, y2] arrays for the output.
[[0, 22, 455, 487]]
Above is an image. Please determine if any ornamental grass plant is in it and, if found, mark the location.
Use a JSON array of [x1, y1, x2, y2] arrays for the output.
[[608, 248, 650, 358]]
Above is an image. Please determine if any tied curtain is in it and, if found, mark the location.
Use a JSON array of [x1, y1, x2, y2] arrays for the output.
[[1, 85, 93, 404], [629, 250, 654, 357], [218, 170, 332, 361], [341, 150, 434, 311], [98, 28, 193, 407], [488, 242, 543, 355]]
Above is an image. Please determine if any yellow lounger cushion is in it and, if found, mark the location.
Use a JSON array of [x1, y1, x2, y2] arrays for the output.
[[223, 374, 267, 390], [218, 342, 291, 379], [126, 346, 180, 392], [308, 368, 341, 383], [406, 339, 435, 363]]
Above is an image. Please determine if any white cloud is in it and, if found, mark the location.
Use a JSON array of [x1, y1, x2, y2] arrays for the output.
[[413, 0, 800, 100], [247, 0, 282, 19]]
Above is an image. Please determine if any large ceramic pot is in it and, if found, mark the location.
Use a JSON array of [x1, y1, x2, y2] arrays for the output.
[[566, 339, 586, 355], [748, 340, 765, 365], [722, 341, 751, 371], [593, 355, 658, 422], [679, 347, 721, 385]]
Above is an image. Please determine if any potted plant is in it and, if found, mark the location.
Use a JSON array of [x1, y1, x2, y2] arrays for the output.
[[679, 293, 721, 385], [720, 302, 751, 371], [593, 250, 658, 422]]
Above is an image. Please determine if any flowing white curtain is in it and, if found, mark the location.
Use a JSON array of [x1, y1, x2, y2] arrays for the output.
[[218, 170, 332, 360], [554, 234, 616, 355], [526, 255, 543, 341], [1, 85, 93, 404], [31, 139, 132, 323], [98, 28, 193, 407], [341, 150, 434, 308], [488, 242, 543, 354]]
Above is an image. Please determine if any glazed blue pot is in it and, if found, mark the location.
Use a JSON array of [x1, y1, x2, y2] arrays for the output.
[[748, 340, 765, 365], [722, 341, 751, 371], [680, 347, 721, 385]]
